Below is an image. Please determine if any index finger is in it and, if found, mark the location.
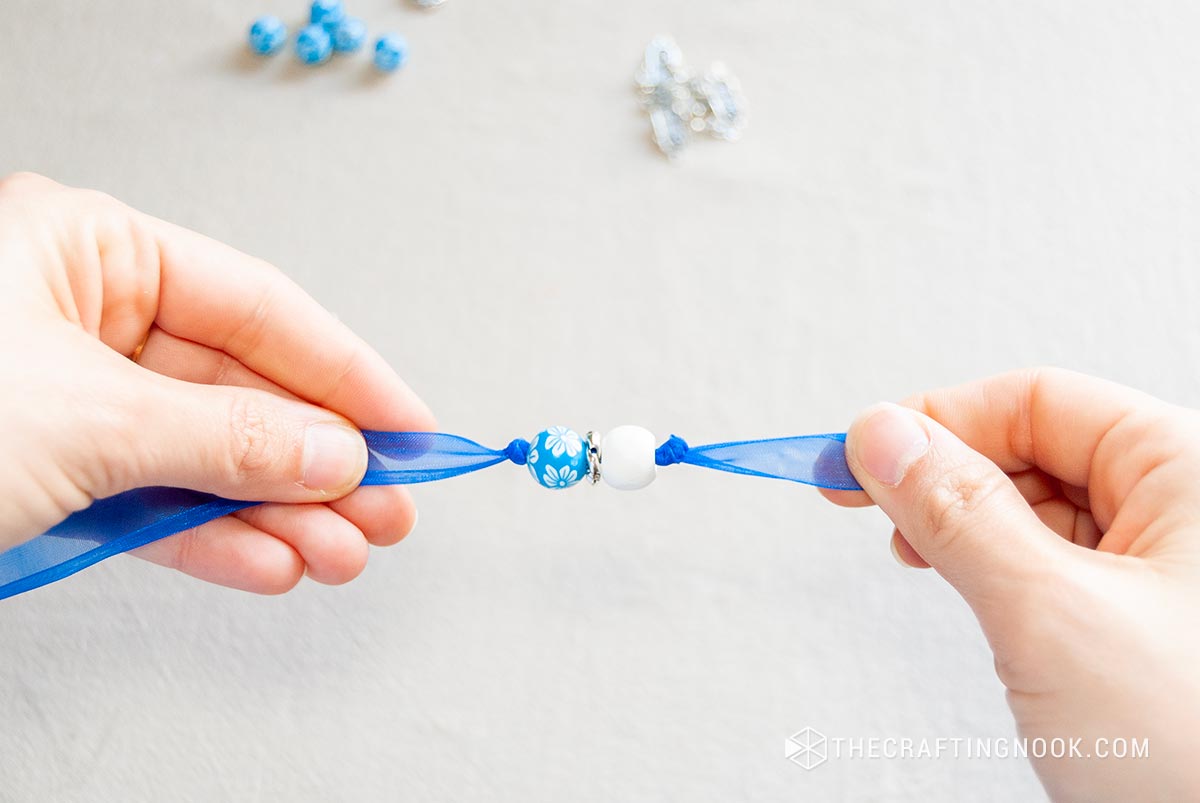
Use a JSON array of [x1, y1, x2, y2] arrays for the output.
[[831, 367, 1186, 533], [143, 216, 434, 432], [909, 367, 1166, 487]]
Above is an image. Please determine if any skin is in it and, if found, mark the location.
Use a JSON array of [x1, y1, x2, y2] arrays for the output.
[[0, 173, 436, 593], [825, 368, 1200, 802], [2, 176, 1195, 798]]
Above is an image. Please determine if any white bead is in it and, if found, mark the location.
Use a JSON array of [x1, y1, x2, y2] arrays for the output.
[[601, 425, 657, 491]]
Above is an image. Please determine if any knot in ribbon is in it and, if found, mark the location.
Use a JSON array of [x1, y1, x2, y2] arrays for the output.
[[654, 434, 690, 466], [503, 438, 530, 466]]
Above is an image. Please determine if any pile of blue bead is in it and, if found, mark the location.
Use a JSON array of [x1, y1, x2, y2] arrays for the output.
[[248, 0, 408, 73]]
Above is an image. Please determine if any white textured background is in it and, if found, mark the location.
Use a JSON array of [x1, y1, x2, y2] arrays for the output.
[[2, 2, 1198, 801]]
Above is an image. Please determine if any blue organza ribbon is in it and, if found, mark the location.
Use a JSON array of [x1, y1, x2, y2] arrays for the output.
[[0, 430, 859, 600]]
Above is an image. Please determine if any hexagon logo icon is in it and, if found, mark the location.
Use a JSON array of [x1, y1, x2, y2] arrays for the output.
[[784, 727, 828, 770]]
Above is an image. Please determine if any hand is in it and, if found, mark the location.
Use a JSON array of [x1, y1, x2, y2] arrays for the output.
[[0, 173, 435, 593], [824, 368, 1200, 801]]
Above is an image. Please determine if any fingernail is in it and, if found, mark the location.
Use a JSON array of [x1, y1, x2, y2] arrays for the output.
[[302, 423, 366, 492], [855, 404, 931, 487], [889, 536, 915, 568]]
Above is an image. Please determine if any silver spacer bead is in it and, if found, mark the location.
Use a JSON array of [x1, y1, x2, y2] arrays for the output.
[[585, 430, 603, 485]]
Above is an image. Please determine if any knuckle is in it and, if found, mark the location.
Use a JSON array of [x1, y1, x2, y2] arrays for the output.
[[87, 208, 162, 339], [1099, 407, 1185, 473], [170, 530, 199, 573], [923, 462, 1009, 552], [0, 171, 56, 196], [1025, 363, 1059, 379], [76, 186, 120, 207], [227, 396, 289, 481], [113, 213, 162, 319], [1022, 364, 1069, 388], [211, 352, 242, 387], [224, 278, 280, 355]]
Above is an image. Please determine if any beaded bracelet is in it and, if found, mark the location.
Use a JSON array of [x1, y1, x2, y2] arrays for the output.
[[0, 427, 859, 600]]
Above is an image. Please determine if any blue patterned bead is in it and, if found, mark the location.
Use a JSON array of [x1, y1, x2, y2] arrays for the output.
[[248, 16, 287, 56], [526, 427, 588, 490], [373, 34, 409, 72], [295, 24, 333, 65], [331, 16, 367, 53], [310, 0, 345, 30]]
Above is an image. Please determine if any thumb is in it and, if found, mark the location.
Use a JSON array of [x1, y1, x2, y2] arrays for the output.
[[119, 373, 368, 502], [846, 402, 1065, 607]]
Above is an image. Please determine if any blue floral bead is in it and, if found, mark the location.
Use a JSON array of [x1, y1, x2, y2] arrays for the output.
[[373, 34, 409, 72], [248, 16, 287, 56], [527, 427, 588, 490], [331, 16, 367, 53], [295, 24, 333, 65], [310, 0, 345, 30]]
